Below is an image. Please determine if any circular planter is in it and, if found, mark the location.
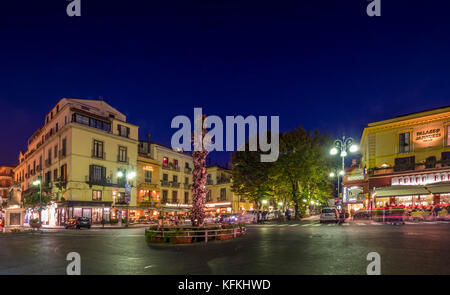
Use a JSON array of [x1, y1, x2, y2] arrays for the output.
[[145, 224, 246, 245], [30, 223, 42, 229]]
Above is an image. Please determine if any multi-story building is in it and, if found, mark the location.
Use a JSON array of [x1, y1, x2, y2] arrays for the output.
[[0, 166, 15, 207], [14, 98, 139, 225], [138, 139, 194, 215], [354, 106, 450, 209], [205, 165, 253, 215]]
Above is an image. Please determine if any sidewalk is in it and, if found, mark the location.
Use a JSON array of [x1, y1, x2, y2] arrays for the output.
[[37, 224, 149, 230]]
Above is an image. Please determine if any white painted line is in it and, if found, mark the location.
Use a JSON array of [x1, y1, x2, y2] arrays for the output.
[[342, 223, 349, 226], [289, 224, 299, 227], [327, 224, 335, 226], [371, 223, 382, 225], [356, 223, 366, 226], [312, 224, 321, 227]]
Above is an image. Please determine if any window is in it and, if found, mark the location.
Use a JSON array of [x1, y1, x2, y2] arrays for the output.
[[60, 164, 67, 182], [185, 163, 190, 169], [92, 190, 102, 201], [447, 126, 450, 146], [394, 156, 415, 172], [163, 157, 169, 167], [399, 132, 410, 153], [184, 177, 189, 184], [54, 145, 58, 158], [45, 171, 51, 184], [184, 192, 189, 204], [163, 174, 168, 181], [173, 175, 178, 183], [55, 123, 58, 132], [47, 149, 52, 165], [144, 171, 152, 183], [89, 165, 106, 182], [173, 159, 178, 168], [172, 191, 178, 203], [53, 169, 58, 180], [162, 190, 168, 203], [93, 140, 104, 158], [206, 191, 212, 202], [118, 146, 127, 162], [72, 113, 111, 132], [61, 138, 67, 157], [117, 124, 130, 137], [220, 188, 227, 201]]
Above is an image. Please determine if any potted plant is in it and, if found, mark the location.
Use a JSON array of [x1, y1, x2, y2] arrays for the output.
[[29, 218, 41, 229]]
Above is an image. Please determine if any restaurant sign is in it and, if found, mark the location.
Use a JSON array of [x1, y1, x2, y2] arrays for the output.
[[413, 124, 444, 149], [392, 172, 450, 186]]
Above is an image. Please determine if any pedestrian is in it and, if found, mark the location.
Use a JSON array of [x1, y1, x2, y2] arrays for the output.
[[285, 209, 291, 221]]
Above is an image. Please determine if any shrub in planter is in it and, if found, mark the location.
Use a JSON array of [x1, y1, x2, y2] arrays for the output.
[[110, 218, 119, 224], [29, 218, 41, 228]]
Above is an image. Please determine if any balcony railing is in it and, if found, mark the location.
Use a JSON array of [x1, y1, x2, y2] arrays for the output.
[[184, 167, 192, 173], [206, 179, 213, 185], [92, 150, 106, 159], [161, 180, 170, 187], [85, 176, 112, 186], [216, 177, 231, 184], [183, 183, 191, 189], [45, 159, 52, 167], [171, 182, 180, 188]]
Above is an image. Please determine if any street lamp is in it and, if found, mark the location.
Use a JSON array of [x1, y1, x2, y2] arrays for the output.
[[125, 171, 136, 228], [329, 135, 358, 206], [32, 178, 42, 224]]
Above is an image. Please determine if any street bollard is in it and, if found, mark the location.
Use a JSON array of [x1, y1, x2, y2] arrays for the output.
[[205, 230, 208, 243]]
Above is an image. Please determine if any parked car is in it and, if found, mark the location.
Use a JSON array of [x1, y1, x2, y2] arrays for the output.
[[203, 216, 216, 224], [65, 217, 91, 229], [219, 213, 237, 223], [320, 207, 339, 223]]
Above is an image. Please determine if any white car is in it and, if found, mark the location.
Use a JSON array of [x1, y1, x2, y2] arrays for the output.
[[320, 207, 339, 223]]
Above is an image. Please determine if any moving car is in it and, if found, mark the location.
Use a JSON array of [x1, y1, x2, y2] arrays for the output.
[[65, 217, 91, 229], [320, 207, 339, 223], [236, 211, 257, 224]]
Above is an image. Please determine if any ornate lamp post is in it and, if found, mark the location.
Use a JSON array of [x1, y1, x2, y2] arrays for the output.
[[329, 136, 359, 206]]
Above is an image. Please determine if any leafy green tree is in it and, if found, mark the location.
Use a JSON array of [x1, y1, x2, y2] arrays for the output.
[[272, 127, 335, 219], [23, 192, 51, 212]]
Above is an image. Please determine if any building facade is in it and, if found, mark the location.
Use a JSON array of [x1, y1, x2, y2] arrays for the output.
[[205, 166, 253, 215], [356, 106, 450, 209], [14, 98, 139, 225], [0, 166, 15, 207]]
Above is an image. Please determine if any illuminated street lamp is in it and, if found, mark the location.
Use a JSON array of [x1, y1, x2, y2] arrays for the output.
[[32, 178, 42, 224], [329, 136, 358, 205], [125, 171, 136, 228]]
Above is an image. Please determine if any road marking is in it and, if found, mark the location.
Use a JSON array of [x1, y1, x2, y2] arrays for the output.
[[371, 223, 382, 225], [356, 223, 366, 226], [289, 224, 299, 227], [301, 224, 311, 227], [312, 224, 321, 227], [342, 223, 349, 226], [144, 265, 153, 269], [327, 224, 335, 226]]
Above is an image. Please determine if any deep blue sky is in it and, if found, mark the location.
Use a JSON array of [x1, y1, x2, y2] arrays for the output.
[[1, 0, 450, 166]]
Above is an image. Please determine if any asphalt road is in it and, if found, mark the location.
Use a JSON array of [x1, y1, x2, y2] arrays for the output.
[[1, 221, 449, 275]]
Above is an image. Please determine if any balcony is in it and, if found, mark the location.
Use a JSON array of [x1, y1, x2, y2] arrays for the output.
[[45, 159, 52, 168], [216, 177, 231, 184], [206, 179, 213, 185], [184, 167, 192, 173], [92, 150, 106, 160], [36, 165, 42, 172], [162, 164, 170, 170], [172, 199, 178, 203], [183, 183, 191, 189], [85, 176, 112, 187], [161, 180, 170, 187], [171, 182, 180, 188]]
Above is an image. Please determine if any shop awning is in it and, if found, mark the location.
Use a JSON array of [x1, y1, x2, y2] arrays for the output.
[[373, 185, 430, 197], [424, 182, 450, 194]]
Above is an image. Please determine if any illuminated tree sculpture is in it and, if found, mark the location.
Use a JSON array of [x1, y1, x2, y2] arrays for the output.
[[191, 114, 210, 226]]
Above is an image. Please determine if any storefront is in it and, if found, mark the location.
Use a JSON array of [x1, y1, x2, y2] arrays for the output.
[[205, 202, 233, 216]]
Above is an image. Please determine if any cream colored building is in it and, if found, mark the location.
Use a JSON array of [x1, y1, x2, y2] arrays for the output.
[[205, 165, 253, 214], [14, 98, 139, 225]]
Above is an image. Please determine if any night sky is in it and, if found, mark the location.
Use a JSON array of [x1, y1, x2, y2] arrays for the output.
[[1, 0, 450, 166]]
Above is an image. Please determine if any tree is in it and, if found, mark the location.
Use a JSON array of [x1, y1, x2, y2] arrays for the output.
[[231, 141, 274, 221], [271, 127, 335, 219], [22, 192, 51, 214]]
